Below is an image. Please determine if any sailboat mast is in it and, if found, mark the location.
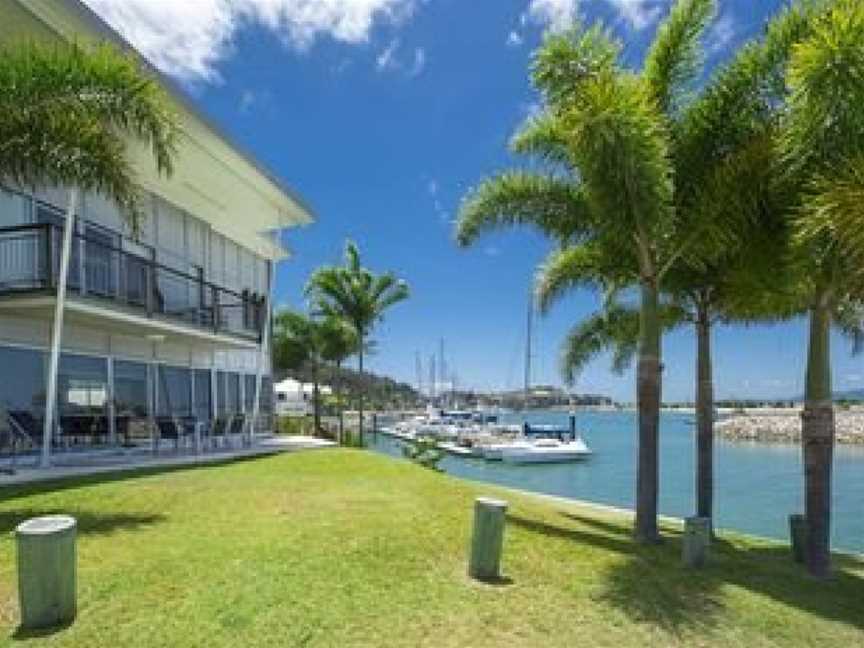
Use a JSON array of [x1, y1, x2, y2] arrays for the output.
[[524, 296, 532, 408]]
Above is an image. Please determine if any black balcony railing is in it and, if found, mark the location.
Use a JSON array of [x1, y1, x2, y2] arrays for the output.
[[0, 222, 266, 341]]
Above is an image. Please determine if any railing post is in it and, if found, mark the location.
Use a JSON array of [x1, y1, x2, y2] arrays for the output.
[[145, 259, 154, 318], [43, 224, 53, 289], [212, 286, 220, 334]]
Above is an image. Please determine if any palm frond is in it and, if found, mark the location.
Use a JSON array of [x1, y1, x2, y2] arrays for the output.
[[559, 303, 641, 385], [644, 0, 716, 116], [535, 243, 633, 313], [455, 172, 591, 246], [0, 42, 179, 224]]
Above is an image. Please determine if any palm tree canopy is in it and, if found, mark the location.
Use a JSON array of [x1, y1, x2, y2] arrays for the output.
[[305, 240, 409, 338], [0, 42, 179, 223], [781, 0, 864, 297]]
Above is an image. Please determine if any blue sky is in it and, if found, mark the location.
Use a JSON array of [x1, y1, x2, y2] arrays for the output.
[[84, 0, 864, 402]]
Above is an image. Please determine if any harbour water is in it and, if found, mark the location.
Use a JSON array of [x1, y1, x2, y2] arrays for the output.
[[366, 410, 864, 553]]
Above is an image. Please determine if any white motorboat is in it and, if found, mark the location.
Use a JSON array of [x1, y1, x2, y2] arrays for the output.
[[500, 438, 592, 464], [480, 440, 533, 461]]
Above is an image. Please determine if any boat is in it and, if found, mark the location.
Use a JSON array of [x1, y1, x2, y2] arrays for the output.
[[500, 437, 592, 464]]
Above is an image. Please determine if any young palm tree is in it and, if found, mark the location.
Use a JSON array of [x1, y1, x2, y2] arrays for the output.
[[0, 42, 178, 465], [319, 319, 360, 444], [777, 0, 864, 579], [306, 241, 409, 436], [457, 0, 717, 543], [0, 42, 178, 220]]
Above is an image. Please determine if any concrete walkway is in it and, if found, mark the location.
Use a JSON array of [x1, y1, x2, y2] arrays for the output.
[[0, 435, 335, 487]]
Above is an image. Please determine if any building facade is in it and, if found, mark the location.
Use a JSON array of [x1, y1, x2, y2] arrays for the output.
[[0, 0, 313, 457]]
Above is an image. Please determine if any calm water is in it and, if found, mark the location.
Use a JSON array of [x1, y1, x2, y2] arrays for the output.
[[366, 410, 864, 553]]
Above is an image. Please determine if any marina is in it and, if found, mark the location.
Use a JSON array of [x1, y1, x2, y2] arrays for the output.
[[368, 409, 864, 553]]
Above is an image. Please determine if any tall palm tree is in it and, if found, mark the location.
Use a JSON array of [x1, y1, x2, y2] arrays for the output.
[[0, 42, 178, 465], [777, 0, 864, 579], [542, 0, 826, 531], [306, 241, 409, 436], [457, 0, 718, 543]]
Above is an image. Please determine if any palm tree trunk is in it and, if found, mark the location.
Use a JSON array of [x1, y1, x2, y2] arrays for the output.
[[335, 360, 344, 445], [695, 300, 714, 530], [313, 359, 321, 436], [635, 279, 662, 544], [802, 297, 834, 579], [358, 343, 365, 438]]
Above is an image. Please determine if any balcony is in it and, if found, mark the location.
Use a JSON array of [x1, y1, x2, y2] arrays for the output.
[[0, 221, 266, 344]]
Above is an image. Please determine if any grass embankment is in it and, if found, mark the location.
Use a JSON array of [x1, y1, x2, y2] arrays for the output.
[[0, 450, 862, 647]]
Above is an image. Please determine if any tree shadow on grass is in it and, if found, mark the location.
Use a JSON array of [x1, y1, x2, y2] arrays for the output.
[[0, 453, 272, 504], [0, 509, 164, 536], [507, 510, 864, 638]]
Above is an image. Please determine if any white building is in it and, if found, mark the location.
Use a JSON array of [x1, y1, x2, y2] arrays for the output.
[[274, 379, 333, 417], [0, 0, 313, 460]]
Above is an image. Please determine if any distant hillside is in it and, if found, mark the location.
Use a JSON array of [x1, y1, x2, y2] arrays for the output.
[[277, 363, 420, 409]]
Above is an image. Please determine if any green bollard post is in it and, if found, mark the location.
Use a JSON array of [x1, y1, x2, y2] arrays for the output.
[[16, 515, 77, 630], [469, 497, 508, 581]]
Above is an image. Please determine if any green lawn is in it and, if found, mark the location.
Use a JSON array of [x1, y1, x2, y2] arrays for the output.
[[0, 450, 862, 647]]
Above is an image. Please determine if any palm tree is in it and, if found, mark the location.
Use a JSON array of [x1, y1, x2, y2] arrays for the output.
[[318, 318, 359, 444], [776, 0, 864, 579], [0, 42, 178, 465], [544, 0, 825, 531], [457, 0, 718, 543], [306, 241, 409, 437], [0, 42, 178, 220]]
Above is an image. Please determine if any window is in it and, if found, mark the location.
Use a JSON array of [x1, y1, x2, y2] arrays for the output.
[[156, 366, 191, 417], [0, 345, 45, 423], [194, 369, 212, 421], [58, 354, 108, 416], [225, 373, 240, 414], [244, 374, 256, 412], [114, 360, 149, 418], [216, 371, 227, 415]]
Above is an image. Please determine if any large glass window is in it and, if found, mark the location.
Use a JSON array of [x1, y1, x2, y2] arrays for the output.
[[114, 361, 149, 418], [225, 373, 241, 414], [156, 366, 191, 417], [193, 369, 212, 422], [216, 371, 227, 415], [58, 354, 108, 416], [0, 346, 45, 441], [244, 374, 256, 413]]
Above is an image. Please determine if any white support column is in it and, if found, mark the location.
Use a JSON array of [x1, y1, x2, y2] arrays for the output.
[[250, 262, 275, 442], [40, 189, 79, 468]]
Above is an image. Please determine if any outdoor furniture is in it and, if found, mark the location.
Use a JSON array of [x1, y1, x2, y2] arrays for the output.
[[210, 415, 231, 450], [154, 417, 193, 452], [228, 414, 246, 448], [59, 415, 97, 447], [114, 415, 131, 447], [179, 416, 207, 453]]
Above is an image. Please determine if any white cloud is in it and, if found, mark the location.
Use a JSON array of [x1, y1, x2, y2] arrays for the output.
[[409, 47, 426, 77], [706, 12, 736, 56], [484, 245, 501, 257], [376, 38, 400, 70], [427, 179, 439, 196], [83, 0, 418, 82], [376, 39, 426, 77], [239, 89, 256, 112], [605, 0, 665, 31], [527, 0, 578, 32], [507, 30, 524, 47], [524, 0, 664, 35]]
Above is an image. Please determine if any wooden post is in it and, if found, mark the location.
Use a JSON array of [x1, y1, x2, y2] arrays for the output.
[[469, 497, 508, 581], [16, 515, 77, 630], [682, 516, 710, 568], [789, 514, 807, 564]]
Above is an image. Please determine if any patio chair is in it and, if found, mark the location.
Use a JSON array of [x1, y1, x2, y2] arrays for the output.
[[59, 415, 96, 448], [210, 415, 231, 450], [228, 414, 246, 448], [155, 416, 192, 453]]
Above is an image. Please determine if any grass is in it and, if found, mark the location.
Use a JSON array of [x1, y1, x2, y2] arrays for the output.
[[0, 449, 862, 647]]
